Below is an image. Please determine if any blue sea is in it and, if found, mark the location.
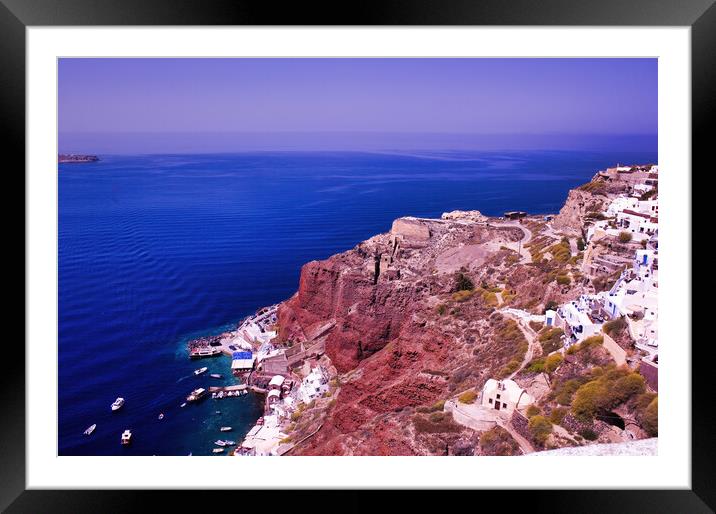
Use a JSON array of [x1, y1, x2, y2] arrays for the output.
[[58, 150, 657, 455]]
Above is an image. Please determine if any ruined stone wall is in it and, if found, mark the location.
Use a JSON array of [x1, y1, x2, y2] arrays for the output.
[[391, 218, 431, 240]]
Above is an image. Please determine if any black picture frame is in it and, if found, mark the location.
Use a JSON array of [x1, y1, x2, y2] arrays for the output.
[[3, 0, 709, 511]]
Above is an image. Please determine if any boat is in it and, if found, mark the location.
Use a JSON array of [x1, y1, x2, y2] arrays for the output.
[[212, 448, 224, 454], [194, 367, 208, 376], [83, 424, 96, 436], [223, 440, 236, 446], [220, 426, 232, 432], [186, 387, 207, 403], [158, 413, 164, 420], [215, 410, 221, 414], [209, 373, 223, 379], [189, 347, 221, 360], [214, 440, 227, 447], [121, 429, 132, 445], [180, 402, 187, 408], [111, 397, 125, 411]]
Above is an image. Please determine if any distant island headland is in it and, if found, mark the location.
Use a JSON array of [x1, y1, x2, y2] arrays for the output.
[[59, 154, 100, 163]]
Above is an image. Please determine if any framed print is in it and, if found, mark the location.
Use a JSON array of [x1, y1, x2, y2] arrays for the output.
[[4, 0, 712, 511]]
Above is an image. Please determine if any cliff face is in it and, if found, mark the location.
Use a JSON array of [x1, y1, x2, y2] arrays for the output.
[[277, 214, 577, 455], [552, 189, 608, 235], [278, 250, 413, 372]]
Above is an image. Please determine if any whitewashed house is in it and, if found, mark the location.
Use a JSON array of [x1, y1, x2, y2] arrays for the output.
[[558, 299, 602, 343], [298, 366, 329, 404], [480, 379, 533, 415]]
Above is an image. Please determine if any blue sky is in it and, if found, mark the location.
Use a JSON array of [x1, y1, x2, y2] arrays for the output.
[[58, 58, 657, 153]]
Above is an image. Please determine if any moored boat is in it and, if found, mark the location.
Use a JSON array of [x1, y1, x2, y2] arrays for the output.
[[209, 373, 223, 379], [186, 388, 206, 403], [111, 397, 125, 411], [83, 424, 96, 436], [212, 448, 224, 454], [220, 426, 232, 432], [121, 429, 132, 445], [158, 413, 164, 420], [189, 347, 221, 360], [194, 367, 208, 376]]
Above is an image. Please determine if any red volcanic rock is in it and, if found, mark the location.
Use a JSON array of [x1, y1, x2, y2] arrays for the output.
[[278, 246, 416, 372]]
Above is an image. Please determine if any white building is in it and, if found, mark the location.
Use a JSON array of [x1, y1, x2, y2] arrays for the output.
[[480, 379, 533, 415], [544, 309, 557, 327], [605, 196, 639, 217], [268, 375, 285, 391], [616, 209, 658, 236], [558, 299, 602, 343], [298, 366, 329, 404]]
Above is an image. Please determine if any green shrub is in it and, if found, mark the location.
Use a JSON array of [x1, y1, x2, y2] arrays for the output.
[[556, 274, 571, 286], [579, 428, 598, 441], [429, 411, 448, 423], [549, 407, 568, 425], [452, 289, 475, 302], [498, 359, 521, 379], [544, 353, 563, 373], [526, 405, 541, 418], [571, 381, 608, 421], [554, 378, 584, 406], [578, 180, 607, 196], [436, 304, 447, 316], [577, 238, 586, 251], [610, 374, 646, 405], [567, 335, 603, 355], [526, 358, 545, 373], [454, 272, 474, 292], [480, 289, 499, 307], [539, 327, 565, 354], [458, 390, 478, 404], [412, 414, 461, 434], [618, 231, 632, 243], [603, 316, 627, 336], [479, 426, 520, 456], [544, 300, 558, 313], [548, 240, 572, 263], [640, 396, 658, 436], [528, 415, 553, 445], [571, 366, 646, 422]]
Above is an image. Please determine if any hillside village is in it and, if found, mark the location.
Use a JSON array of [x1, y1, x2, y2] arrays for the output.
[[190, 163, 659, 456]]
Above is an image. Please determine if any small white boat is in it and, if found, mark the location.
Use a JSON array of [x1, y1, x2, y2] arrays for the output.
[[194, 367, 208, 376], [223, 440, 236, 446], [158, 413, 164, 420], [214, 440, 227, 447], [111, 397, 125, 411], [212, 448, 224, 454], [220, 426, 232, 432], [209, 373, 223, 379], [186, 388, 207, 403], [83, 424, 96, 436], [121, 429, 132, 445], [180, 402, 187, 408]]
